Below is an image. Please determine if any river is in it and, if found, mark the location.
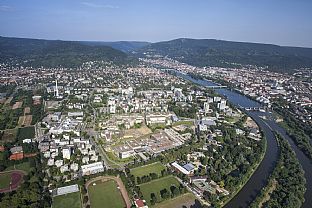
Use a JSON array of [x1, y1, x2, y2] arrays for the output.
[[173, 70, 312, 208]]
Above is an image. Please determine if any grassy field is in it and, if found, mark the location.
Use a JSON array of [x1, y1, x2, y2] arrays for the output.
[[17, 126, 35, 141], [154, 193, 197, 208], [0, 172, 11, 189], [88, 180, 125, 208], [139, 176, 181, 206], [172, 120, 194, 127], [0, 129, 17, 144], [131, 162, 166, 178], [5, 162, 32, 173], [53, 192, 81, 208]]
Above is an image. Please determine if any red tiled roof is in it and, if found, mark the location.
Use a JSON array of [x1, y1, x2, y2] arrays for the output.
[[135, 199, 145, 208], [9, 153, 24, 160]]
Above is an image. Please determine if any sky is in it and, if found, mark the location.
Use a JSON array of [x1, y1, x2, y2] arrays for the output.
[[0, 0, 312, 47]]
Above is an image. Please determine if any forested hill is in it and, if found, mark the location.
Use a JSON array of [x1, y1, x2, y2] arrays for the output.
[[137, 38, 312, 72], [81, 41, 150, 53], [0, 36, 137, 68]]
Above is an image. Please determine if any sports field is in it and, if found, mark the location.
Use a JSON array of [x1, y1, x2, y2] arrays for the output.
[[88, 180, 125, 208], [130, 162, 166, 178], [0, 170, 25, 193], [53, 192, 81, 208], [139, 176, 181, 206], [0, 173, 11, 189]]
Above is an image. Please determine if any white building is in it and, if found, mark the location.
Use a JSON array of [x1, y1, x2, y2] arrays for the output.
[[81, 162, 104, 176], [54, 184, 79, 197], [55, 160, 63, 167], [62, 147, 71, 160], [60, 165, 69, 173], [70, 163, 79, 172], [218, 100, 227, 111], [204, 102, 210, 113]]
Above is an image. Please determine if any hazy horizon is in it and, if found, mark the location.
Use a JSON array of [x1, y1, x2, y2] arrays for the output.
[[0, 0, 312, 47]]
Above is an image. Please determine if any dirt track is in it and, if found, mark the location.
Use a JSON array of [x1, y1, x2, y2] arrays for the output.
[[85, 175, 131, 208], [0, 170, 26, 193]]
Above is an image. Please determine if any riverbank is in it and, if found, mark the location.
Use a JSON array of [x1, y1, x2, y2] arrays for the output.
[[221, 130, 267, 207], [250, 133, 306, 208], [172, 69, 312, 208]]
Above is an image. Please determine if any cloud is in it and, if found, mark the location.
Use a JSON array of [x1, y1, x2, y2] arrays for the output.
[[0, 5, 12, 12], [81, 2, 119, 9]]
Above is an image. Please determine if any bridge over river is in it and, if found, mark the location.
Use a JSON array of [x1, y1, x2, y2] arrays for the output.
[[173, 70, 312, 208]]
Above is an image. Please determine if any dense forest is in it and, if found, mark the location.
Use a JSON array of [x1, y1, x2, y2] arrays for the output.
[[0, 36, 137, 67], [137, 38, 312, 72]]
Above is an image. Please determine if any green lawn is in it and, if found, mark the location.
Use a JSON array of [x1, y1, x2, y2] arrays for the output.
[[139, 176, 181, 206], [131, 162, 166, 178], [5, 162, 32, 173], [53, 191, 81, 208], [88, 180, 125, 208], [0, 172, 11, 189], [17, 126, 35, 141], [172, 120, 194, 127]]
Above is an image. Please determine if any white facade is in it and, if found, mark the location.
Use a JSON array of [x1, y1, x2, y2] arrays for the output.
[[62, 148, 71, 160], [81, 162, 104, 176]]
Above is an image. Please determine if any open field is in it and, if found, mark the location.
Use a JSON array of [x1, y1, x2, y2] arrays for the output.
[[53, 191, 82, 208], [18, 115, 33, 126], [139, 176, 181, 206], [5, 162, 32, 173], [124, 126, 152, 139], [172, 120, 194, 127], [88, 179, 125, 208], [0, 172, 11, 189], [154, 193, 197, 208], [0, 129, 17, 144], [131, 162, 166, 178], [12, 101, 23, 110], [17, 126, 35, 140]]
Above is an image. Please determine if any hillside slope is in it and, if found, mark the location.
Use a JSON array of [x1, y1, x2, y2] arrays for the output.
[[81, 41, 150, 53], [137, 38, 312, 72], [0, 36, 136, 67]]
